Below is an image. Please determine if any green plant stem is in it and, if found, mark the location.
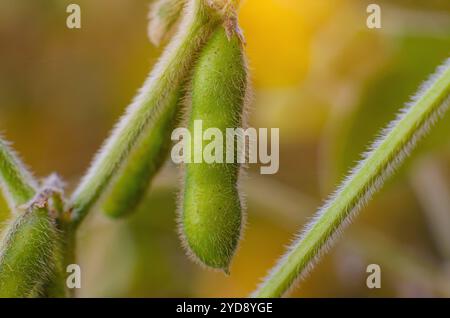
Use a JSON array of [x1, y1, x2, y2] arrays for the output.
[[69, 0, 223, 228], [253, 58, 450, 298], [0, 137, 37, 210], [149, 167, 450, 295]]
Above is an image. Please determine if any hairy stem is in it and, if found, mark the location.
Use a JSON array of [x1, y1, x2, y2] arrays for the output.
[[0, 137, 37, 210], [69, 0, 223, 228], [253, 58, 450, 297]]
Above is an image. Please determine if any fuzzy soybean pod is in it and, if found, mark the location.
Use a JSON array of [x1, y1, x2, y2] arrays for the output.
[[102, 90, 182, 218], [181, 27, 248, 272], [0, 207, 60, 297]]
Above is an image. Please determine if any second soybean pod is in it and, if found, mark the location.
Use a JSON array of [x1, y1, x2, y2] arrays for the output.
[[181, 26, 249, 272], [102, 87, 183, 218]]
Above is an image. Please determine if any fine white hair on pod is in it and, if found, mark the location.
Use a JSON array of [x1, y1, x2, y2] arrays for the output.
[[0, 136, 38, 211]]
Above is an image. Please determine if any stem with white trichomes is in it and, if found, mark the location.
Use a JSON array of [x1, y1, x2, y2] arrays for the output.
[[148, 0, 186, 46], [253, 58, 450, 298], [410, 156, 450, 260]]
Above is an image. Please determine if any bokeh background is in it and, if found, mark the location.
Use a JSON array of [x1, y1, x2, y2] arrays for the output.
[[1, 0, 450, 297]]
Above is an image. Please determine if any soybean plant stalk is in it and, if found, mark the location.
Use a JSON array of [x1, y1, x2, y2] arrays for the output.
[[253, 58, 450, 297]]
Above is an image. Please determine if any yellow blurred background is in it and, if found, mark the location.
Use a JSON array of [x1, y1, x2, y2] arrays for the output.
[[0, 0, 450, 297]]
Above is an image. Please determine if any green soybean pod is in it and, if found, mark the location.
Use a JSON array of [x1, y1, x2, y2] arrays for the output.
[[0, 207, 59, 297], [102, 89, 183, 218], [181, 26, 248, 272]]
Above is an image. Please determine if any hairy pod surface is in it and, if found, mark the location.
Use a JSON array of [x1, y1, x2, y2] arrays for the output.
[[102, 89, 183, 218], [181, 27, 248, 271], [253, 58, 450, 297], [0, 207, 60, 297]]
